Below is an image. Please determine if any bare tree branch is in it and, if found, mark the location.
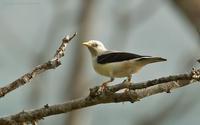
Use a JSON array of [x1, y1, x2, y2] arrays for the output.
[[0, 33, 77, 98], [0, 68, 200, 124]]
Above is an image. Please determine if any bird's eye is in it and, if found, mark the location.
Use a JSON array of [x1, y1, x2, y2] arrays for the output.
[[92, 43, 98, 47]]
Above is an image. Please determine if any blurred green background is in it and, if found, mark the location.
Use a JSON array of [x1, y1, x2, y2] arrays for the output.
[[0, 0, 200, 125]]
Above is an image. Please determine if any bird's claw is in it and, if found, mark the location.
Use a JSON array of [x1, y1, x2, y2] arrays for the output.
[[124, 84, 132, 93], [124, 89, 140, 103], [124, 87, 131, 93], [98, 83, 108, 93], [123, 78, 132, 91], [99, 85, 107, 92]]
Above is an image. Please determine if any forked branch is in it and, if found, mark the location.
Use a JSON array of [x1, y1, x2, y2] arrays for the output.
[[0, 33, 77, 98]]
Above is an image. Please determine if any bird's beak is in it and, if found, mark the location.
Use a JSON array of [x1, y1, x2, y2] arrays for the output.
[[82, 42, 90, 47]]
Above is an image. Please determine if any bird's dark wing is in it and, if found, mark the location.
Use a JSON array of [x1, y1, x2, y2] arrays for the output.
[[97, 52, 150, 64]]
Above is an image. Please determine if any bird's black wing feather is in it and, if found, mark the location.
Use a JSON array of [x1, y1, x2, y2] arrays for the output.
[[97, 52, 150, 64]]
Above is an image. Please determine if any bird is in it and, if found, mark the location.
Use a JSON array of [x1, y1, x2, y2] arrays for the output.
[[83, 40, 167, 90]]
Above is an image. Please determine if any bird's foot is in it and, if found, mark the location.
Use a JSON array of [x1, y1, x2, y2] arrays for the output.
[[124, 90, 140, 103], [124, 87, 131, 93], [123, 80, 140, 103], [123, 78, 132, 92], [98, 78, 114, 93], [124, 86, 131, 95], [98, 82, 108, 92]]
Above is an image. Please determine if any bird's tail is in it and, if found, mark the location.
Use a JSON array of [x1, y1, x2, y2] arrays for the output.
[[137, 57, 167, 65]]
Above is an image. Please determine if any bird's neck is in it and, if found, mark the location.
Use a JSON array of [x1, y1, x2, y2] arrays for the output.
[[88, 48, 107, 57]]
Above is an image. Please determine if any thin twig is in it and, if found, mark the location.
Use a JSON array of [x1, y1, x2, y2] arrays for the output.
[[0, 68, 200, 124], [0, 33, 77, 98]]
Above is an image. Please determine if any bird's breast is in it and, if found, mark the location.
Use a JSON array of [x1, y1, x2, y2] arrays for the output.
[[92, 59, 141, 78]]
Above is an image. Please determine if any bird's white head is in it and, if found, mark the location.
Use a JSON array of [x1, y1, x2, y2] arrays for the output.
[[82, 40, 107, 57]]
